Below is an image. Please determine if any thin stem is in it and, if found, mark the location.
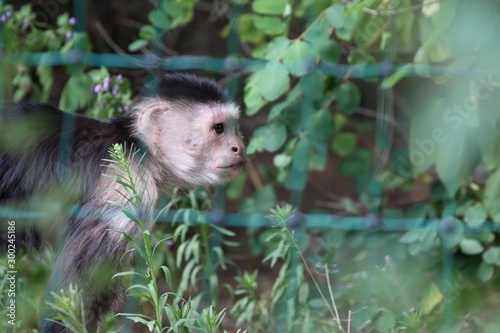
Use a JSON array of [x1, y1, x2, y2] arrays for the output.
[[245, 160, 263, 190], [347, 310, 351, 333], [362, 0, 444, 16], [295, 8, 328, 42], [144, 239, 161, 331], [283, 222, 341, 329], [325, 264, 342, 331]]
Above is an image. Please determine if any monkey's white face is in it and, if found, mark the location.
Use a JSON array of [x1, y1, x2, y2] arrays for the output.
[[137, 101, 245, 187], [202, 105, 245, 182]]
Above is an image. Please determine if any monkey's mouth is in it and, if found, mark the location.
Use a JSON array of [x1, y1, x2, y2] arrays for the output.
[[218, 162, 243, 170]]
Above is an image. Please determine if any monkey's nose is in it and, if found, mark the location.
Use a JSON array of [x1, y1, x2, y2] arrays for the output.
[[231, 143, 245, 156]]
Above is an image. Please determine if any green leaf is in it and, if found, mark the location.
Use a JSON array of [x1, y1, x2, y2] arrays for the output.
[[281, 100, 303, 134], [464, 205, 487, 228], [334, 81, 360, 114], [325, 3, 345, 28], [300, 72, 325, 100], [139, 25, 156, 39], [332, 133, 357, 156], [239, 185, 277, 214], [428, 34, 451, 63], [381, 64, 412, 89], [400, 230, 422, 244], [438, 217, 464, 249], [57, 12, 70, 27], [124, 316, 156, 330], [244, 73, 267, 115], [293, 137, 311, 173], [298, 283, 309, 305], [115, 231, 146, 260], [348, 48, 376, 66], [113, 271, 144, 279], [252, 0, 287, 15], [268, 100, 291, 121], [430, 0, 456, 28], [485, 323, 500, 333], [264, 36, 291, 60], [255, 62, 290, 101], [408, 98, 444, 176], [321, 229, 345, 248], [227, 173, 247, 200], [338, 149, 371, 177], [237, 14, 265, 44], [149, 10, 169, 29], [336, 2, 363, 41], [406, 202, 429, 218], [484, 168, 500, 220], [307, 109, 334, 142], [253, 16, 286, 35], [459, 238, 484, 255], [304, 17, 329, 44], [274, 154, 292, 168], [352, 304, 378, 330], [284, 164, 307, 191], [36, 66, 53, 100], [373, 308, 396, 332], [483, 247, 500, 266], [163, 1, 183, 16], [282, 41, 318, 76], [477, 262, 494, 282], [477, 124, 500, 170], [420, 282, 443, 315], [128, 39, 149, 52], [435, 124, 480, 196], [343, 0, 375, 15], [160, 265, 173, 287], [319, 39, 340, 64], [59, 75, 92, 112], [309, 142, 328, 170], [250, 122, 287, 153], [442, 201, 456, 217], [121, 210, 140, 224]]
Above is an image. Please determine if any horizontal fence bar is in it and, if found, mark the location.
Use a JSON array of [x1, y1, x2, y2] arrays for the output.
[[2, 52, 499, 78], [1, 205, 499, 232]]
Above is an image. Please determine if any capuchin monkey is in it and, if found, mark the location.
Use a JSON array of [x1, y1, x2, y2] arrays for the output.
[[0, 73, 245, 332]]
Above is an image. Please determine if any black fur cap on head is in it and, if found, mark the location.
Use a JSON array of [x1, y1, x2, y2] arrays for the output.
[[140, 73, 227, 104]]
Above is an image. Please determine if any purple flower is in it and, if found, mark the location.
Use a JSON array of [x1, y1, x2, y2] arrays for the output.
[[99, 102, 106, 109], [112, 85, 119, 96], [167, 239, 174, 250], [5, 12, 12, 19], [117, 74, 123, 84], [69, 17, 77, 26], [124, 106, 130, 112], [23, 19, 29, 28], [94, 84, 102, 93], [1, 15, 6, 22], [103, 77, 110, 91], [65, 31, 72, 40]]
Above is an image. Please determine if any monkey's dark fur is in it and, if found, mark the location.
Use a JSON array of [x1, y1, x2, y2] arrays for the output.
[[0, 73, 244, 332]]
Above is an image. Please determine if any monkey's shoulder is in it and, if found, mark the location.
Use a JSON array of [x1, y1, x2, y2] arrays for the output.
[[0, 103, 138, 200]]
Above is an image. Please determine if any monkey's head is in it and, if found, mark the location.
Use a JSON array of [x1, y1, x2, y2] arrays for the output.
[[133, 73, 245, 187]]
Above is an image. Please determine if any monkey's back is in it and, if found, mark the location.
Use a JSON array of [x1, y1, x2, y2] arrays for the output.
[[0, 103, 138, 203]]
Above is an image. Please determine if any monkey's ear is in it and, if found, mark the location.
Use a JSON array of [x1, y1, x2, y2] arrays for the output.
[[135, 102, 169, 135]]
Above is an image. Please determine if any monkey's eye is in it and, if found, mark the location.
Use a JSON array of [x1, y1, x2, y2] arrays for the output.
[[213, 123, 224, 134]]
